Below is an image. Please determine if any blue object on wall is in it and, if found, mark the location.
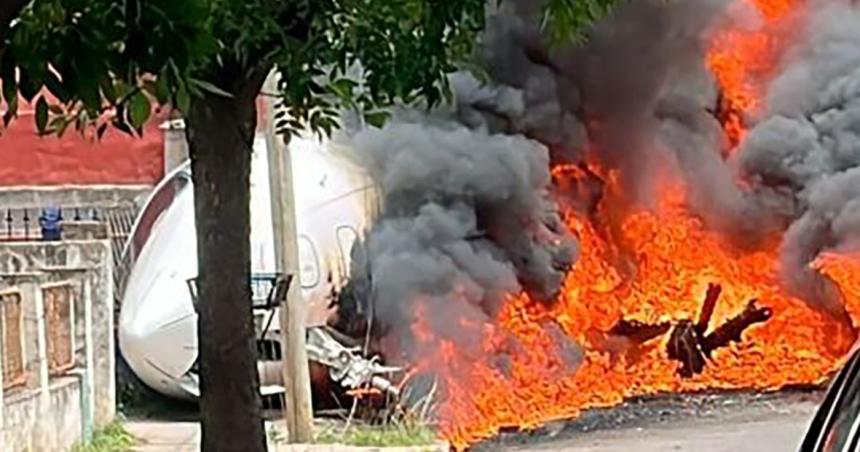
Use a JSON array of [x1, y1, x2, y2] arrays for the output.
[[39, 207, 62, 241]]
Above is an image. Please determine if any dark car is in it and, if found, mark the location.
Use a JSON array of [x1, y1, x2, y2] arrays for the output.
[[800, 346, 860, 451]]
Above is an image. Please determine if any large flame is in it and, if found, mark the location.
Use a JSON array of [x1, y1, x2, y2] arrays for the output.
[[396, 0, 860, 449], [408, 172, 859, 449], [706, 0, 798, 149]]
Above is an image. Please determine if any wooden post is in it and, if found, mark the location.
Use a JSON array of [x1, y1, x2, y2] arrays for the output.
[[262, 72, 314, 443]]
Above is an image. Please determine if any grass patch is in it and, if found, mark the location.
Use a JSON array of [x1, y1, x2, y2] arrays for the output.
[[315, 422, 438, 448], [71, 421, 136, 452]]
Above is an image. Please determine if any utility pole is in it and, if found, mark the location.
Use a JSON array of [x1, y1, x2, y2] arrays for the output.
[[262, 72, 314, 443]]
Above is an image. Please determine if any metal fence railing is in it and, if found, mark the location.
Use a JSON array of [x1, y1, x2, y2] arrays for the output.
[[105, 207, 139, 299], [0, 204, 140, 306], [1, 207, 106, 242], [186, 273, 292, 362]]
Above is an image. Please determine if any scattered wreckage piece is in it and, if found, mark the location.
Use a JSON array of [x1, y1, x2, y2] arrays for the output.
[[305, 326, 401, 399], [666, 319, 705, 378], [668, 284, 773, 378], [591, 283, 773, 378], [609, 319, 673, 344], [700, 300, 773, 359], [587, 318, 672, 366], [190, 274, 401, 401]]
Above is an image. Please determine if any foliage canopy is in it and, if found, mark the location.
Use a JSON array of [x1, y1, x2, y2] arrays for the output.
[[1, 0, 614, 137]]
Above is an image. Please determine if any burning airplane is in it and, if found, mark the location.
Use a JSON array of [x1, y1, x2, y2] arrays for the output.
[[121, 0, 860, 449], [325, 0, 860, 449]]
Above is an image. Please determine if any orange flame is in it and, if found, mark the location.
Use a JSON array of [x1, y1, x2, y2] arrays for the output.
[[706, 0, 798, 149], [395, 2, 856, 449], [406, 174, 859, 450]]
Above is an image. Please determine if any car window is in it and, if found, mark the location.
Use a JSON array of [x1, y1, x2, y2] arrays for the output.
[[824, 365, 860, 452], [802, 348, 860, 452]]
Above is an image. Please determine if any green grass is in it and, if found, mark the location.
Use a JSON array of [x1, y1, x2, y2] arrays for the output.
[[71, 421, 136, 452], [315, 422, 438, 448]]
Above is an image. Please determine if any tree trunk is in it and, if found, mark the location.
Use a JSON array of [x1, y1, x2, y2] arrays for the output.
[[186, 77, 267, 452]]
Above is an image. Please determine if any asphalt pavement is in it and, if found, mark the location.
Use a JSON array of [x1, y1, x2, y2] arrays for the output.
[[496, 392, 820, 451]]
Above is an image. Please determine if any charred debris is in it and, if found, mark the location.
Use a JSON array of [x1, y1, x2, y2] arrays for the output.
[[591, 283, 773, 378]]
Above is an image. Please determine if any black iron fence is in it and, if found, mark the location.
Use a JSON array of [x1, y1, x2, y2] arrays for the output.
[[1, 207, 106, 242], [1, 204, 140, 307]]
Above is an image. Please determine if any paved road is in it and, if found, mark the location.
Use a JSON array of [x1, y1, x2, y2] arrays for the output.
[[502, 398, 818, 451], [126, 421, 198, 452], [508, 413, 812, 451], [127, 393, 821, 452]]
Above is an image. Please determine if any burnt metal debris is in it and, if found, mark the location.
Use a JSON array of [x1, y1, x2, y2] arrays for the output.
[[609, 319, 672, 344], [594, 283, 774, 378]]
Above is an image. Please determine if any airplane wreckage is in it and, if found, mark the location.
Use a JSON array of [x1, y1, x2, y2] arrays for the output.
[[117, 127, 400, 402]]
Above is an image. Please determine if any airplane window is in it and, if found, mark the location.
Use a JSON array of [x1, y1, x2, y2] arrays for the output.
[[336, 226, 359, 269], [297, 235, 320, 289]]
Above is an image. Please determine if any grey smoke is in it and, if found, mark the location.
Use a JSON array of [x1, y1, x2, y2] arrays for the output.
[[336, 0, 860, 373], [735, 0, 860, 324], [337, 111, 577, 356], [480, 0, 860, 326]]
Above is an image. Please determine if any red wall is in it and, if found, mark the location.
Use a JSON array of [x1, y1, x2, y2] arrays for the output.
[[0, 104, 165, 186]]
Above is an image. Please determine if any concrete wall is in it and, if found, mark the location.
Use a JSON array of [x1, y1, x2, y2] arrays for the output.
[[0, 240, 116, 452], [1, 379, 83, 452], [0, 100, 165, 186], [0, 185, 150, 210]]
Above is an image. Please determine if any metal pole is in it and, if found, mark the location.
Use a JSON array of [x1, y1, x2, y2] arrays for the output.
[[262, 72, 314, 443]]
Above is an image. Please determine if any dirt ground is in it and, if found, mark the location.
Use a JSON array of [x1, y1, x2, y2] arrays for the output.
[[484, 390, 822, 452]]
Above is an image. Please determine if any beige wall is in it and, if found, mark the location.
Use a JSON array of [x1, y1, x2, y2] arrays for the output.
[[0, 240, 116, 452]]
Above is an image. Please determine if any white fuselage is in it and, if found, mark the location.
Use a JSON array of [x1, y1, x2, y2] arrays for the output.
[[118, 133, 377, 399]]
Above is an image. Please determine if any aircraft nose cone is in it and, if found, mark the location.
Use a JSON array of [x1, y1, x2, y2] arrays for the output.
[[119, 269, 198, 387]]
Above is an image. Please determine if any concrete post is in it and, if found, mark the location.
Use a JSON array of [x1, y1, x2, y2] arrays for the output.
[[81, 277, 94, 443], [262, 72, 314, 443], [32, 284, 49, 412], [160, 119, 189, 175]]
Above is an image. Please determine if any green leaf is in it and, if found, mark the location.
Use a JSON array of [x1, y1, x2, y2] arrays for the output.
[[96, 123, 108, 140], [329, 78, 358, 100], [128, 91, 151, 129], [175, 83, 191, 113], [3, 95, 18, 127], [49, 115, 70, 137], [45, 72, 69, 103], [112, 116, 133, 136], [364, 111, 390, 128], [19, 71, 40, 102], [154, 76, 171, 104], [78, 78, 102, 111], [35, 97, 49, 134]]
